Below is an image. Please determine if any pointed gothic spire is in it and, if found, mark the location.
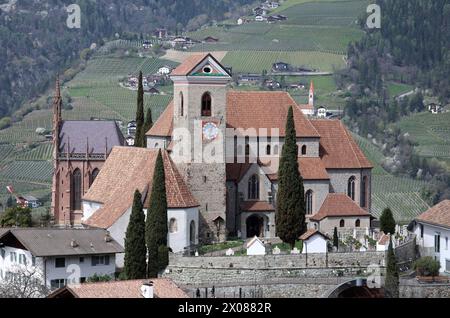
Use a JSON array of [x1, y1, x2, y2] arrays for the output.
[[53, 75, 62, 123]]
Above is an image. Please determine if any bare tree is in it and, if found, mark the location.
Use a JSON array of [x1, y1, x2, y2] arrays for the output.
[[0, 265, 49, 298]]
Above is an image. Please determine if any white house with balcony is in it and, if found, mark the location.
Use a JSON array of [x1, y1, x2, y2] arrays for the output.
[[410, 200, 450, 274], [0, 228, 123, 292]]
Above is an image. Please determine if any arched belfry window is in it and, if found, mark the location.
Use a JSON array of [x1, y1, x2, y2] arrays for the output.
[[347, 176, 356, 201], [180, 92, 184, 117], [266, 144, 271, 155], [301, 145, 307, 155], [355, 219, 361, 228], [71, 169, 82, 210], [305, 190, 313, 215], [340, 219, 345, 228], [201, 92, 212, 116], [248, 174, 260, 200], [90, 168, 99, 187]]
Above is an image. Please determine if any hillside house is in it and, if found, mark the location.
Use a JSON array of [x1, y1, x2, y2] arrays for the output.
[[0, 228, 123, 291], [272, 62, 290, 72], [158, 66, 172, 75], [428, 103, 442, 114]]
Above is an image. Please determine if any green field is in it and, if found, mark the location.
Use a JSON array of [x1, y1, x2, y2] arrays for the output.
[[387, 82, 414, 98], [352, 133, 430, 223]]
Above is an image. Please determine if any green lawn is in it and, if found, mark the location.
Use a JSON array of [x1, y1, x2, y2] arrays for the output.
[[387, 82, 414, 98]]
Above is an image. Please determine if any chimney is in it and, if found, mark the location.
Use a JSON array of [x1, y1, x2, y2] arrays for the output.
[[141, 281, 154, 298], [71, 240, 78, 248], [104, 232, 112, 242]]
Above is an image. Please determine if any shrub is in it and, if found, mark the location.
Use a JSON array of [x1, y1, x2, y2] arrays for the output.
[[414, 257, 440, 277]]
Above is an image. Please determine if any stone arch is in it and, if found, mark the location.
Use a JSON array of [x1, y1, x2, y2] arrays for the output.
[[246, 214, 267, 238]]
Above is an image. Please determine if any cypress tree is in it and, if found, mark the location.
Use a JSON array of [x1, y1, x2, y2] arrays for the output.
[[124, 190, 147, 279], [333, 227, 339, 248], [276, 106, 306, 248], [146, 150, 168, 277], [385, 238, 399, 298], [380, 208, 396, 234], [143, 108, 153, 148], [135, 71, 145, 148]]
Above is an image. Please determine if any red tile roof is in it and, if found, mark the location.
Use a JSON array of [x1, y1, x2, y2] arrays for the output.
[[83, 147, 198, 229], [311, 120, 373, 169], [146, 101, 173, 136], [170, 53, 210, 76], [299, 229, 328, 240], [310, 193, 370, 221], [263, 157, 329, 181], [226, 91, 320, 138], [48, 279, 188, 298], [416, 200, 450, 229], [240, 201, 275, 212]]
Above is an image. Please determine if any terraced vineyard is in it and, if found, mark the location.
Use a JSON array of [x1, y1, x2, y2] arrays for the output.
[[352, 133, 430, 223], [16, 143, 53, 161], [222, 51, 344, 73], [0, 161, 53, 183], [398, 111, 450, 165]]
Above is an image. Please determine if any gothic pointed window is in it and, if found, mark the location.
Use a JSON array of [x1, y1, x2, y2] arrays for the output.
[[248, 174, 259, 200], [71, 169, 82, 211], [201, 92, 212, 116], [90, 168, 99, 187], [347, 176, 356, 201], [305, 190, 313, 215], [180, 92, 184, 117]]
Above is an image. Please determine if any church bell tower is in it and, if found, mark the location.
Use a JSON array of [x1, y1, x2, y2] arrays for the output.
[[170, 53, 231, 243]]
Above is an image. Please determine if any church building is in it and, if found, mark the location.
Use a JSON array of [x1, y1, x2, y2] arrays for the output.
[[50, 78, 125, 227], [55, 53, 373, 259]]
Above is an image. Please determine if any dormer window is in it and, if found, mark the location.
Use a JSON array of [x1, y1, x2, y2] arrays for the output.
[[201, 92, 212, 116]]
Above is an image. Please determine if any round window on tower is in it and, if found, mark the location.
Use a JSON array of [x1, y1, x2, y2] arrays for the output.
[[203, 65, 212, 74]]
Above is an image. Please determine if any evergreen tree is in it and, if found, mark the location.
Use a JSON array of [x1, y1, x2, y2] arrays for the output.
[[135, 71, 145, 148], [276, 106, 306, 248], [385, 238, 399, 298], [146, 150, 168, 277], [0, 206, 32, 227], [123, 190, 147, 279], [143, 108, 153, 148], [333, 227, 339, 248], [380, 208, 396, 234], [6, 196, 14, 208]]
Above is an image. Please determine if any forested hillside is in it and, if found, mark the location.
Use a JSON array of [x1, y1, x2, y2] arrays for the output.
[[337, 0, 450, 204], [0, 0, 254, 119]]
